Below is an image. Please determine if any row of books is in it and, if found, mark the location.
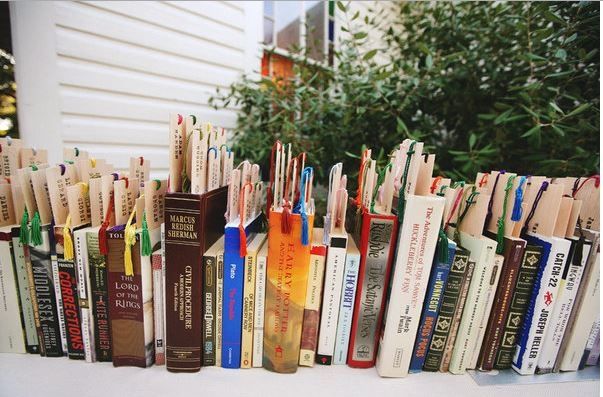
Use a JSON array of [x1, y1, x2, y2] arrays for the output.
[[0, 116, 599, 378]]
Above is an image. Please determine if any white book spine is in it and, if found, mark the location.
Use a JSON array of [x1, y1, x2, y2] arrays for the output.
[[160, 223, 166, 362], [0, 238, 26, 353], [468, 253, 503, 369], [333, 249, 360, 364], [559, 253, 600, 371], [537, 241, 589, 372], [49, 229, 68, 354], [448, 235, 497, 374], [74, 230, 94, 362], [316, 236, 348, 364], [216, 250, 224, 367], [375, 195, 445, 377], [512, 236, 571, 375], [152, 252, 165, 365], [252, 250, 267, 368], [11, 234, 38, 350]]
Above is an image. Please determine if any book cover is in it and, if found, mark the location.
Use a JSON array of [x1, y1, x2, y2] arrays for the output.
[[216, 243, 225, 367], [333, 236, 361, 365], [48, 226, 68, 355], [585, 328, 600, 366], [252, 241, 267, 368], [494, 245, 543, 369], [152, 249, 165, 365], [202, 239, 219, 366], [0, 227, 26, 353], [10, 226, 39, 353], [376, 195, 445, 377], [477, 237, 527, 370], [579, 320, 600, 369], [346, 210, 399, 368], [409, 238, 456, 373], [106, 226, 154, 368], [241, 233, 266, 368], [74, 227, 96, 362], [316, 233, 348, 365], [87, 229, 112, 362], [440, 260, 476, 372], [298, 229, 326, 367], [164, 187, 227, 372], [536, 237, 591, 373], [423, 248, 471, 371], [512, 234, 571, 375]]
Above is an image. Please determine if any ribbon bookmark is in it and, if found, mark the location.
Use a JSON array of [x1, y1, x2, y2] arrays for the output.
[[123, 206, 137, 277]]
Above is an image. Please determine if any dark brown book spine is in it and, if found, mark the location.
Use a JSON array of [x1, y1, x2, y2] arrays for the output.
[[164, 189, 227, 372], [107, 228, 150, 368], [477, 238, 526, 370]]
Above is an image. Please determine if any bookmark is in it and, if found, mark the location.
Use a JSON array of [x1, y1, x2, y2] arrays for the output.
[[227, 169, 241, 223], [89, 177, 103, 227], [169, 113, 185, 192], [10, 174, 25, 223], [0, 183, 15, 226], [130, 157, 150, 188], [67, 182, 91, 227], [207, 147, 220, 191], [46, 164, 78, 226], [20, 147, 48, 169], [114, 177, 140, 225], [63, 147, 88, 164], [190, 130, 209, 194], [144, 179, 167, 230], [0, 137, 23, 177], [30, 165, 53, 226]]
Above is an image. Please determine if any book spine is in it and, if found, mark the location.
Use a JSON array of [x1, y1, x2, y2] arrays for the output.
[[29, 241, 64, 357], [216, 251, 224, 367], [222, 227, 245, 369], [299, 245, 326, 367], [513, 237, 569, 375], [409, 242, 455, 372], [240, 245, 256, 368], [57, 255, 85, 359], [579, 319, 600, 369], [152, 252, 165, 365], [165, 195, 203, 372], [586, 328, 600, 366], [316, 236, 347, 365], [478, 240, 526, 370], [347, 214, 398, 368], [375, 197, 445, 377], [537, 240, 589, 373], [252, 250, 266, 368], [74, 231, 94, 362], [202, 251, 216, 366], [263, 211, 313, 373], [23, 246, 45, 355], [494, 245, 542, 369], [10, 230, 39, 353], [423, 249, 470, 371], [0, 236, 26, 353], [440, 260, 476, 372], [333, 251, 360, 365], [49, 228, 68, 355], [87, 232, 112, 362]]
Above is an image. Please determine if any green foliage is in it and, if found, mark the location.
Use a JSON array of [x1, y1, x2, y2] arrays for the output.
[[0, 49, 18, 138], [210, 1, 599, 190]]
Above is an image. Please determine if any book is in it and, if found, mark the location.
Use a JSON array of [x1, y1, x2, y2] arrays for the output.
[[494, 245, 543, 369], [87, 229, 112, 362], [409, 238, 456, 373], [536, 237, 591, 373], [252, 241, 267, 368], [106, 226, 154, 368], [333, 236, 361, 365], [477, 237, 527, 370], [10, 226, 39, 353], [164, 187, 227, 372], [580, 320, 600, 369], [376, 195, 445, 377], [585, 327, 600, 366], [74, 228, 95, 362], [422, 248, 471, 371], [241, 233, 266, 368], [299, 229, 326, 367], [0, 226, 27, 353], [512, 234, 571, 375], [222, 217, 262, 369], [440, 260, 476, 372], [316, 233, 348, 365], [216, 240, 225, 367], [151, 248, 165, 365], [202, 237, 222, 367], [48, 226, 69, 355]]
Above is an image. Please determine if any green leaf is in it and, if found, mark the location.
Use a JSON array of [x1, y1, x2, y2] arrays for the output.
[[521, 125, 541, 138], [363, 49, 378, 61], [417, 43, 430, 56], [426, 54, 433, 69], [549, 101, 564, 114], [527, 52, 547, 61], [477, 113, 497, 120], [566, 103, 592, 118], [352, 10, 360, 21], [353, 32, 368, 40], [521, 105, 540, 119], [336, 1, 346, 12], [564, 33, 577, 44], [551, 124, 565, 137], [469, 133, 477, 150], [555, 49, 567, 60], [396, 117, 409, 135], [494, 108, 513, 125]]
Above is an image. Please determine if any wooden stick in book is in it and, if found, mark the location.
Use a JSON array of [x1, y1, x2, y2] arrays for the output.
[[221, 145, 233, 187], [281, 157, 299, 234], [295, 167, 313, 246], [227, 169, 241, 223], [324, 163, 343, 240], [239, 182, 253, 257], [168, 113, 184, 193], [190, 129, 209, 194], [267, 141, 281, 215], [572, 175, 600, 231], [207, 147, 220, 191]]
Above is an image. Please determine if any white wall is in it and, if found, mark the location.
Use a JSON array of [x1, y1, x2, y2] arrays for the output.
[[10, 1, 263, 175]]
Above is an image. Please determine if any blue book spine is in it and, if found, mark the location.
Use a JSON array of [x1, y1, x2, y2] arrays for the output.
[[333, 251, 360, 365], [222, 226, 245, 368], [512, 235, 552, 369], [409, 240, 456, 372]]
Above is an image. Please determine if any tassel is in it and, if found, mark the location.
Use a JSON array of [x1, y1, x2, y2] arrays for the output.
[[496, 175, 516, 254], [437, 228, 449, 264], [430, 176, 443, 195], [99, 223, 109, 255], [573, 235, 585, 267], [301, 211, 309, 246], [298, 167, 312, 246], [281, 205, 292, 234], [521, 181, 549, 236], [396, 141, 416, 222], [30, 211, 43, 246], [19, 209, 29, 245], [63, 215, 74, 260], [141, 211, 152, 256], [123, 207, 137, 276], [239, 224, 247, 258], [511, 176, 527, 222]]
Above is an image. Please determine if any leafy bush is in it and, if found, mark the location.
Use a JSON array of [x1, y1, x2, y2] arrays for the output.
[[210, 1, 599, 188]]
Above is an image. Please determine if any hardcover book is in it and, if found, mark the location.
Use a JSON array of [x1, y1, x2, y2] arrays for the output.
[[164, 187, 227, 372], [215, 240, 225, 367], [584, 324, 600, 367], [152, 249, 165, 365], [202, 238, 221, 366], [299, 229, 326, 367], [333, 236, 361, 365], [252, 241, 267, 368], [87, 229, 112, 362], [422, 248, 471, 371], [74, 228, 95, 362], [409, 238, 456, 373], [579, 320, 600, 369], [376, 195, 445, 377], [494, 245, 543, 369]]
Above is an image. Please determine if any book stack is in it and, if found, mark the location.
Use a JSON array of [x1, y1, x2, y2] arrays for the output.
[[0, 126, 599, 380]]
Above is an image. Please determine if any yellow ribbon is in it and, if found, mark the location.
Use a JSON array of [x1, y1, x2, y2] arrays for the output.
[[63, 215, 74, 260], [123, 205, 137, 277]]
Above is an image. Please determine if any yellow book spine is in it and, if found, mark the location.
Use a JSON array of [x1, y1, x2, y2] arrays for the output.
[[240, 248, 256, 368]]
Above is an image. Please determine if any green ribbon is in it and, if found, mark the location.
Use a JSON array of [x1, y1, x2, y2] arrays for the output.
[[397, 141, 417, 222], [496, 175, 517, 254], [141, 211, 152, 256], [19, 209, 29, 245], [30, 211, 43, 246]]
